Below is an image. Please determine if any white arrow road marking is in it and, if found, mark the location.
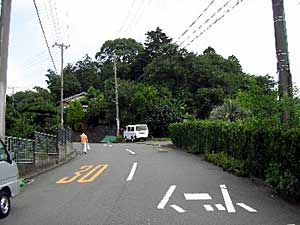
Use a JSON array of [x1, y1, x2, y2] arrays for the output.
[[108, 144, 112, 147], [184, 193, 212, 200], [126, 162, 138, 181], [104, 144, 107, 147], [203, 204, 214, 211], [157, 185, 176, 209], [215, 204, 226, 211], [236, 203, 257, 212], [125, 149, 136, 155], [170, 205, 186, 213], [220, 184, 236, 213]]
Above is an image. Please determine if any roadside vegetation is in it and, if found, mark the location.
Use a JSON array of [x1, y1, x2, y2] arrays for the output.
[[6, 27, 258, 138], [169, 87, 300, 200], [6, 27, 299, 200]]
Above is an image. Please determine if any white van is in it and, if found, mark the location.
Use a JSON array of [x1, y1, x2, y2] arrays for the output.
[[123, 124, 149, 142], [0, 140, 20, 219]]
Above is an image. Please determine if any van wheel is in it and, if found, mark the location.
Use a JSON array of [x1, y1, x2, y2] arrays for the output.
[[0, 191, 10, 219], [131, 136, 135, 142]]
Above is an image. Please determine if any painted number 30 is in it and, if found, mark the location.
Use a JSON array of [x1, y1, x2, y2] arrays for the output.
[[56, 164, 108, 184]]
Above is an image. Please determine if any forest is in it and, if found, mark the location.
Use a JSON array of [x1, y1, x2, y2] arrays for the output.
[[6, 27, 298, 138]]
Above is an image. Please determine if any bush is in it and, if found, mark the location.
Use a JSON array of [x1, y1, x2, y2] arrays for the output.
[[266, 163, 300, 200], [169, 120, 300, 200], [205, 151, 249, 177]]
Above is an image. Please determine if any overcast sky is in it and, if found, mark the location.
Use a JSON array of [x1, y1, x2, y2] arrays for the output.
[[6, 0, 300, 94]]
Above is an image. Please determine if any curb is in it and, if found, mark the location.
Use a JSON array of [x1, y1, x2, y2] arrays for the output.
[[22, 152, 78, 180]]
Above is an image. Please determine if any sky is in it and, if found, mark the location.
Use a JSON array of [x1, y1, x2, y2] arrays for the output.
[[6, 0, 300, 95]]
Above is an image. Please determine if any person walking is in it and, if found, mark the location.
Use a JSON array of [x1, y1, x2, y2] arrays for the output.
[[80, 132, 88, 154]]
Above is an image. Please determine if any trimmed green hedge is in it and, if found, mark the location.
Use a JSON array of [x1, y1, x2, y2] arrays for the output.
[[169, 120, 300, 200]]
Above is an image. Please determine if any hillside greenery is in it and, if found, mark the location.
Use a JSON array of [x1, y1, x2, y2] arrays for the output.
[[6, 27, 286, 138]]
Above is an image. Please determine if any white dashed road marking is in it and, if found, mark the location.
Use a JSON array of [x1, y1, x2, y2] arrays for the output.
[[236, 203, 258, 212], [184, 193, 212, 200], [215, 204, 226, 211], [170, 205, 186, 213], [126, 162, 138, 181], [125, 149, 136, 155], [203, 204, 214, 211], [220, 184, 236, 213], [157, 185, 176, 209]]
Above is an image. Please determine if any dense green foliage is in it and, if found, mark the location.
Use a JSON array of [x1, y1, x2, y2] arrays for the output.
[[6, 87, 59, 138], [169, 120, 300, 199], [6, 26, 299, 201]]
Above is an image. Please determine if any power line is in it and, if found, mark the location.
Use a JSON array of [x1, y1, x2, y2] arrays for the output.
[[126, 0, 151, 34], [118, 0, 138, 35], [179, 0, 235, 47], [123, 0, 148, 35], [182, 0, 245, 49], [43, 0, 59, 42], [44, 0, 62, 43], [32, 0, 58, 73], [175, 0, 217, 44]]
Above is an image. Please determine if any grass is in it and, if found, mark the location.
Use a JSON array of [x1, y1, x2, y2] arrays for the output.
[[148, 137, 171, 142]]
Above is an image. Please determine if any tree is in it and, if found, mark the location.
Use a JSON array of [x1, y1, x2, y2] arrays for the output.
[[45, 67, 82, 100], [209, 99, 250, 122], [66, 100, 85, 131], [95, 38, 144, 81], [144, 27, 172, 59], [73, 55, 102, 91], [6, 87, 59, 137]]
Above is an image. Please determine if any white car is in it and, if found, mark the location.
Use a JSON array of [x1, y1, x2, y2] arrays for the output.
[[0, 140, 20, 219], [123, 124, 149, 142]]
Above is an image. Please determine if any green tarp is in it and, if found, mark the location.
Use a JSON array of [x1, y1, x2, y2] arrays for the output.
[[100, 135, 116, 143]]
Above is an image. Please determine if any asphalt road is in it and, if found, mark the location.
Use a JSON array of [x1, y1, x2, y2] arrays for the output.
[[2, 142, 300, 225]]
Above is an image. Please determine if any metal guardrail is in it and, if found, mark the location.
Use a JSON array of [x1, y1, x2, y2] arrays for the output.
[[34, 131, 57, 154], [5, 136, 34, 164], [5, 126, 73, 164]]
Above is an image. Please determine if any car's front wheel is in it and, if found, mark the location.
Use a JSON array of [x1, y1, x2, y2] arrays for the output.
[[0, 191, 11, 219]]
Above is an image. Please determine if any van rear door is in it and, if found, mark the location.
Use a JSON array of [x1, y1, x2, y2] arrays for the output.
[[0, 141, 19, 198]]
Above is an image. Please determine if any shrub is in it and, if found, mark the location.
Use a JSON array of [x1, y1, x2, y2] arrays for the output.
[[205, 151, 249, 177], [169, 120, 300, 200]]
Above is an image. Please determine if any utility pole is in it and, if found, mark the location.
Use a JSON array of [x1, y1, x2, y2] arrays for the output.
[[271, 0, 292, 122], [0, 0, 12, 142], [113, 53, 120, 136], [53, 42, 69, 129]]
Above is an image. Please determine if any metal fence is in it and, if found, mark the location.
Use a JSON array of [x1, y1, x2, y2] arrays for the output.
[[5, 136, 34, 164], [5, 126, 74, 164]]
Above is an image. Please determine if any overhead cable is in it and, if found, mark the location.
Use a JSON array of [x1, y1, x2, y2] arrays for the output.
[[175, 0, 217, 44], [182, 0, 245, 49], [179, 0, 235, 47], [32, 0, 58, 73]]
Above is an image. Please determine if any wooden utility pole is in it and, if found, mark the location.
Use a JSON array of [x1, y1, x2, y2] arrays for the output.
[[271, 0, 292, 122], [53, 42, 69, 129], [113, 54, 120, 136], [0, 0, 12, 142]]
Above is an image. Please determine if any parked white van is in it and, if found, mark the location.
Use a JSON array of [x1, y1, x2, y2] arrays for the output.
[[123, 124, 149, 142], [0, 140, 19, 219]]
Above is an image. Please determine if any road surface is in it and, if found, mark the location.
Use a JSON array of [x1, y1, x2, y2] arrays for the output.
[[2, 142, 300, 225]]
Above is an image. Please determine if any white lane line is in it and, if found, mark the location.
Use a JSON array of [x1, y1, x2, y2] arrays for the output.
[[215, 204, 226, 211], [125, 148, 136, 155], [203, 204, 214, 211], [108, 144, 112, 147], [236, 203, 257, 212], [157, 185, 176, 209], [184, 193, 212, 200], [126, 162, 138, 181], [170, 205, 186, 213], [220, 184, 236, 213], [104, 144, 107, 147]]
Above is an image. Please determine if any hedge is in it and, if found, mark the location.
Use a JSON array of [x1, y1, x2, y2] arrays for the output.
[[169, 120, 300, 200]]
